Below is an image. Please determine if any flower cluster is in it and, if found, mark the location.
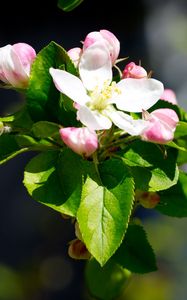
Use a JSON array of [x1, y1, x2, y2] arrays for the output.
[[0, 30, 179, 156], [50, 29, 179, 153], [0, 29, 186, 284]]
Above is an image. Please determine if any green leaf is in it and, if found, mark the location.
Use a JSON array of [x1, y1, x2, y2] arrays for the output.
[[32, 121, 61, 138], [58, 93, 80, 127], [15, 135, 38, 148], [122, 140, 170, 167], [122, 141, 179, 191], [122, 143, 153, 167], [175, 138, 187, 165], [179, 107, 187, 122], [156, 171, 187, 217], [113, 224, 157, 273], [167, 141, 187, 152], [14, 134, 58, 151], [167, 128, 187, 164], [0, 134, 28, 165], [174, 121, 187, 138], [77, 159, 134, 266], [58, 0, 83, 11], [26, 41, 77, 122], [0, 107, 33, 131], [131, 164, 179, 192], [149, 100, 187, 121], [85, 258, 131, 300], [23, 149, 83, 216], [0, 115, 14, 122], [56, 150, 84, 215], [149, 100, 180, 116]]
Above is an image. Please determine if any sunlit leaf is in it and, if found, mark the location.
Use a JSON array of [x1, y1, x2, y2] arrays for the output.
[[77, 159, 134, 266], [58, 0, 84, 12]]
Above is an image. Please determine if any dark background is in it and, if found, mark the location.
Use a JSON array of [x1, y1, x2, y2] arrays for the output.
[[0, 1, 187, 299]]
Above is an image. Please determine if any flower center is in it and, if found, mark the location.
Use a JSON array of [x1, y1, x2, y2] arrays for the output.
[[88, 81, 121, 111]]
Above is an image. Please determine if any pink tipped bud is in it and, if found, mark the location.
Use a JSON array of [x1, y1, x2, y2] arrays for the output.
[[83, 29, 120, 64], [141, 108, 179, 144], [160, 88, 178, 105], [68, 239, 91, 260], [67, 47, 82, 67], [136, 190, 160, 209], [122, 62, 147, 79], [100, 30, 120, 64], [59, 127, 98, 157], [0, 43, 36, 88]]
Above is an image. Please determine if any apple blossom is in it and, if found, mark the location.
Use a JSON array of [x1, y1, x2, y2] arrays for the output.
[[67, 47, 82, 67], [160, 88, 178, 105], [59, 127, 98, 157], [50, 41, 164, 136], [141, 108, 179, 143], [83, 29, 120, 65], [0, 43, 36, 88], [122, 62, 147, 79]]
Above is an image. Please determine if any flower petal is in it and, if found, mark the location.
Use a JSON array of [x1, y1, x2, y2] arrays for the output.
[[9, 47, 29, 82], [0, 43, 35, 88], [114, 78, 164, 112], [0, 45, 27, 87], [151, 108, 179, 130], [107, 110, 148, 135], [79, 41, 112, 91], [141, 120, 174, 143], [0, 45, 12, 84], [77, 105, 112, 130], [49, 68, 90, 105]]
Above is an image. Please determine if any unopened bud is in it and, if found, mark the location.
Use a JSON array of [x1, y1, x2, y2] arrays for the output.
[[122, 62, 147, 79], [67, 47, 82, 67], [141, 108, 179, 144], [68, 239, 91, 260], [59, 127, 98, 157], [136, 190, 160, 209], [160, 89, 177, 105], [83, 30, 120, 64], [0, 43, 36, 88]]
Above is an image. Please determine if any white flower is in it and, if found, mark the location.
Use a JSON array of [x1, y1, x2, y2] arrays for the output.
[[50, 42, 164, 136]]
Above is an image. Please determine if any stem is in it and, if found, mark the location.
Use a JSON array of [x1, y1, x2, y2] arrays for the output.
[[45, 137, 62, 148], [92, 152, 102, 185], [110, 135, 138, 147], [99, 135, 139, 161]]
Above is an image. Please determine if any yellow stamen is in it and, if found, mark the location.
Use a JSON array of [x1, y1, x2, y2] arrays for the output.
[[89, 81, 121, 112]]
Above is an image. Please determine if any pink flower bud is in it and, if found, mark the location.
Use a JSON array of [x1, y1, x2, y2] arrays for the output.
[[160, 88, 178, 105], [83, 29, 120, 64], [141, 108, 179, 144], [68, 239, 91, 260], [67, 47, 82, 67], [122, 62, 147, 79], [59, 127, 98, 157], [0, 43, 36, 88], [135, 190, 160, 209]]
